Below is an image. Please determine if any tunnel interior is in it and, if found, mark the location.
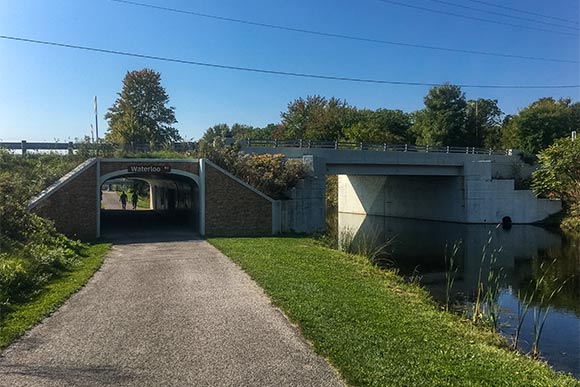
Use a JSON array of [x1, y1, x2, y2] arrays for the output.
[[100, 173, 199, 234]]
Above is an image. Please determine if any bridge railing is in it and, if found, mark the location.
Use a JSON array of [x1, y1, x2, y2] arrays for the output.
[[243, 139, 512, 156], [1, 139, 512, 156], [0, 141, 197, 154]]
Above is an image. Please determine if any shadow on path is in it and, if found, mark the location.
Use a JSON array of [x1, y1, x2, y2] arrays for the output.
[[100, 210, 198, 245]]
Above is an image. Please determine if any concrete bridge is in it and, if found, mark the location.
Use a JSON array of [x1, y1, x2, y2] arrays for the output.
[[29, 158, 280, 240], [243, 140, 561, 231]]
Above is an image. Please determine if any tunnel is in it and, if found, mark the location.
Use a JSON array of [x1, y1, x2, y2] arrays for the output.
[[99, 172, 199, 235]]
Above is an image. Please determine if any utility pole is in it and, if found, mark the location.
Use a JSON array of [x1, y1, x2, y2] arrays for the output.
[[94, 96, 99, 142], [475, 99, 479, 148]]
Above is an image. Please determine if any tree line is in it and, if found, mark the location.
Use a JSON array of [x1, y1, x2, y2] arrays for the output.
[[202, 88, 579, 156], [105, 69, 579, 157]]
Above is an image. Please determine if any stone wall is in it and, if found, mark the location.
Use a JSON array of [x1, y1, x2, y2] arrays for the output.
[[32, 162, 98, 240], [204, 162, 273, 236]]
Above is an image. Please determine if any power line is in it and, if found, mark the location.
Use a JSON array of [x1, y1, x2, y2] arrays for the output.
[[423, 0, 578, 30], [1, 35, 578, 89], [463, 0, 579, 26], [374, 0, 579, 37], [109, 0, 578, 64]]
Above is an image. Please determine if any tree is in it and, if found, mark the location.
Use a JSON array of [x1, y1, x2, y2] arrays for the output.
[[201, 123, 230, 144], [532, 137, 580, 205], [501, 98, 578, 155], [532, 137, 580, 230], [411, 84, 467, 146], [465, 99, 503, 148], [279, 95, 355, 140], [105, 69, 180, 146], [344, 109, 412, 143]]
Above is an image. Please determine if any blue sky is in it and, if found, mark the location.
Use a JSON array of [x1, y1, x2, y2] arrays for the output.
[[0, 0, 578, 142]]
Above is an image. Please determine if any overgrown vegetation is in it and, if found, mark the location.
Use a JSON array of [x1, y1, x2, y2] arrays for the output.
[[532, 138, 580, 232], [0, 243, 109, 349], [196, 141, 308, 199], [0, 152, 108, 341], [210, 237, 577, 386]]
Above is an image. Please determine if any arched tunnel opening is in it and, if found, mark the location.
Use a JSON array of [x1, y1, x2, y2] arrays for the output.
[[100, 173, 199, 234]]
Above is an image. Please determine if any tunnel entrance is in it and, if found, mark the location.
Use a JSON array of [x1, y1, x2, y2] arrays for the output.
[[99, 172, 199, 235]]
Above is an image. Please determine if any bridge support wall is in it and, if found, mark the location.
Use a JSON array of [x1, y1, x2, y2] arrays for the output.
[[29, 159, 99, 240], [280, 176, 326, 233], [338, 175, 466, 222], [338, 160, 561, 224]]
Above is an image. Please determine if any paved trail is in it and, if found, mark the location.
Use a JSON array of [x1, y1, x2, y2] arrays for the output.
[[101, 190, 123, 210], [0, 231, 344, 386]]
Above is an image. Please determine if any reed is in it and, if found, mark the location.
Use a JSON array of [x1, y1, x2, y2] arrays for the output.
[[444, 241, 461, 313], [482, 249, 504, 332]]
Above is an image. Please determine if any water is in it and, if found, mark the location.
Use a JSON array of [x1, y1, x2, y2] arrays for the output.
[[337, 212, 580, 377]]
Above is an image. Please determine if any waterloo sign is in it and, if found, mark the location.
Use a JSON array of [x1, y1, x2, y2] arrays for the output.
[[127, 165, 172, 174]]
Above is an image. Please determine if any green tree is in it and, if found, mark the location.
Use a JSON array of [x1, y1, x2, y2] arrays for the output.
[[279, 95, 355, 140], [532, 137, 580, 205], [411, 84, 468, 146], [344, 109, 412, 143], [465, 99, 503, 148], [532, 137, 580, 230], [201, 123, 265, 144], [251, 123, 279, 139], [501, 98, 578, 155], [105, 69, 180, 146], [201, 123, 230, 144]]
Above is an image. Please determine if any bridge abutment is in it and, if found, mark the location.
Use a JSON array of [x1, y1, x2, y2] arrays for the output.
[[245, 145, 562, 227]]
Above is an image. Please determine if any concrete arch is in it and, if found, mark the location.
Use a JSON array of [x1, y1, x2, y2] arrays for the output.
[[98, 169, 202, 237], [99, 169, 200, 187]]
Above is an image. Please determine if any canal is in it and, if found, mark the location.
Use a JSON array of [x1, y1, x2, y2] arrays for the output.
[[336, 212, 579, 377]]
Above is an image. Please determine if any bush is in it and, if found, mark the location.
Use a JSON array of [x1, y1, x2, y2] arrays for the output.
[[0, 152, 88, 310], [196, 141, 308, 199]]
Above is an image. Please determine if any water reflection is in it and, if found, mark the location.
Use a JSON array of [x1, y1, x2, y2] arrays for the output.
[[337, 212, 580, 377]]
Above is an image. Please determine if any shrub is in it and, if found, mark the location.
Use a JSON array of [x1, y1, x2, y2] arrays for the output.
[[196, 142, 308, 199]]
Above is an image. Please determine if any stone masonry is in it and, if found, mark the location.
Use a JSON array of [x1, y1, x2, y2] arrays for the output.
[[204, 162, 273, 236], [32, 161, 98, 240]]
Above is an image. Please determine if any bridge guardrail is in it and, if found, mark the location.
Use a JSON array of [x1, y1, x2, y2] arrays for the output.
[[243, 139, 511, 156], [0, 141, 198, 154], [0, 139, 512, 156]]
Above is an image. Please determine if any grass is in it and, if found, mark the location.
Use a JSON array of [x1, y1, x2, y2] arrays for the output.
[[0, 243, 110, 349], [136, 195, 150, 209], [209, 237, 578, 387]]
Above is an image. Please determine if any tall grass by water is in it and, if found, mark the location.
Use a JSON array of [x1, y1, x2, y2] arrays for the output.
[[211, 237, 577, 386]]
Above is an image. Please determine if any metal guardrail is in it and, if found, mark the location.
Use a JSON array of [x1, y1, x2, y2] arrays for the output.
[[243, 139, 512, 156], [0, 139, 512, 156], [0, 141, 197, 154]]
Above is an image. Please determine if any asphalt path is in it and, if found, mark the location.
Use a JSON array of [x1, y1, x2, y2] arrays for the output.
[[101, 190, 123, 210], [0, 231, 344, 386], [101, 191, 146, 211]]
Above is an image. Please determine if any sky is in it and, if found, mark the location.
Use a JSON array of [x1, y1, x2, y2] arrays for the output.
[[0, 0, 578, 142]]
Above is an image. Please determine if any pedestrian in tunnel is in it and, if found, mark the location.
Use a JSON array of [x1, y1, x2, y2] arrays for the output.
[[131, 192, 138, 210], [120, 191, 128, 210]]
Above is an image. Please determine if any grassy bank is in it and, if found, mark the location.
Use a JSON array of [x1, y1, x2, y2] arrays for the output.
[[210, 237, 578, 387], [0, 243, 109, 349]]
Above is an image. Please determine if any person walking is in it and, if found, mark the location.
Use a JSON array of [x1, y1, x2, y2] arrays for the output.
[[131, 192, 138, 210], [120, 191, 128, 210]]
